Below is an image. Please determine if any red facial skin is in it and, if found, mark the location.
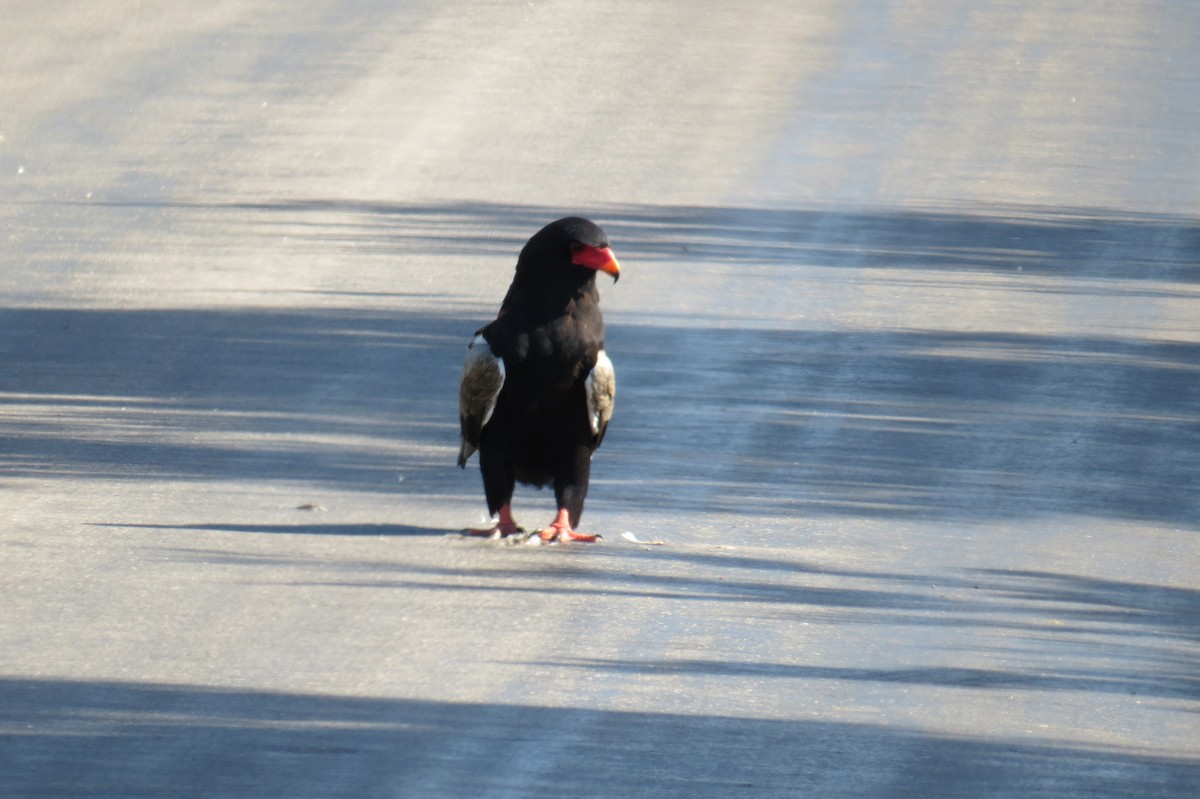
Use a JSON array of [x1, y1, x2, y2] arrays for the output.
[[571, 244, 620, 280]]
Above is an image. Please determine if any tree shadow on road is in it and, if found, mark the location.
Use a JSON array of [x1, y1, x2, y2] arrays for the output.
[[5, 200, 1199, 797], [1, 676, 1195, 799], [604, 324, 1200, 528], [91, 197, 1199, 285], [89, 521, 453, 536], [253, 540, 1199, 705], [0, 304, 473, 494], [3, 199, 1198, 530]]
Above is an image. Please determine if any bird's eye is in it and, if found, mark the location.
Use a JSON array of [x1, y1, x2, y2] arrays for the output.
[[569, 241, 585, 254]]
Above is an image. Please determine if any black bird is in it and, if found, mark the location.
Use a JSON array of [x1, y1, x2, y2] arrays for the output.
[[458, 217, 620, 542]]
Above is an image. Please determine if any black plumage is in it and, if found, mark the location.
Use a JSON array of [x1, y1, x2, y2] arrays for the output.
[[458, 217, 619, 542]]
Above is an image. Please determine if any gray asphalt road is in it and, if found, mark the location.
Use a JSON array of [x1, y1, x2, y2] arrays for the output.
[[3, 2, 1198, 797]]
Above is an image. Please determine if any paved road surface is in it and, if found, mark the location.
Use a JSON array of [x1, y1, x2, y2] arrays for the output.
[[3, 1, 1198, 796]]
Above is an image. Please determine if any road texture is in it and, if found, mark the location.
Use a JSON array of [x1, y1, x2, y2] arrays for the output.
[[3, 1, 1198, 796]]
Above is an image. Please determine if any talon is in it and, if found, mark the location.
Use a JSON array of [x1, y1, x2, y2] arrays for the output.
[[462, 523, 526, 538], [537, 508, 601, 543], [462, 505, 524, 538]]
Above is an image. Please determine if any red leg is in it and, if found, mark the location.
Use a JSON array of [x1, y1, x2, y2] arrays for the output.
[[463, 505, 525, 538], [538, 507, 600, 543]]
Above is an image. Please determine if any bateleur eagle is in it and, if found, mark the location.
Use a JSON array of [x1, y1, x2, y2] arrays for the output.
[[458, 217, 620, 542]]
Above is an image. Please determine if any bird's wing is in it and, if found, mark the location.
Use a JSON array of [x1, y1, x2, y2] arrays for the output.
[[586, 349, 615, 447], [458, 334, 506, 467]]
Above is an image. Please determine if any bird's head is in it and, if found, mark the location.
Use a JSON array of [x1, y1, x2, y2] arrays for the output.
[[516, 217, 621, 287]]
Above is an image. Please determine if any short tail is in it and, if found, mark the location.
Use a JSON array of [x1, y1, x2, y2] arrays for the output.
[[457, 438, 476, 468]]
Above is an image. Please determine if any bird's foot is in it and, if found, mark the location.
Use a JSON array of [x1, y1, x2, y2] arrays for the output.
[[536, 509, 602, 543], [462, 506, 525, 539], [462, 521, 526, 540]]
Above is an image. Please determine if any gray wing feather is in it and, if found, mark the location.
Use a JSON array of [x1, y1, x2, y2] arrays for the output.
[[457, 334, 505, 467], [586, 349, 615, 446]]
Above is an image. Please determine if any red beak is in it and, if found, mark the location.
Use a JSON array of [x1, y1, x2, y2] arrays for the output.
[[571, 245, 621, 281]]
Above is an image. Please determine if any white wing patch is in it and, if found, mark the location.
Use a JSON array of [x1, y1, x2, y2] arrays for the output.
[[586, 349, 615, 439], [458, 334, 505, 466]]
